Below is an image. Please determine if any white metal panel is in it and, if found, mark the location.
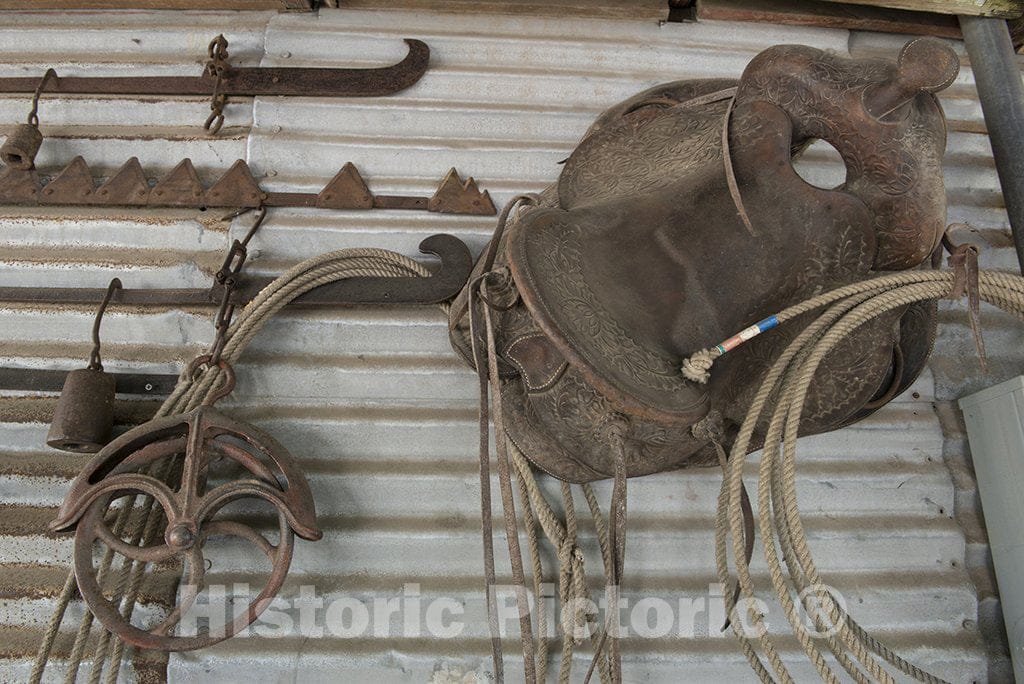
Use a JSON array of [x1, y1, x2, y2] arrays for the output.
[[0, 7, 1016, 683], [960, 377, 1024, 683]]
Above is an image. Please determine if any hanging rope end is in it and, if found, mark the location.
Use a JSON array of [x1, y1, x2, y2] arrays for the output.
[[682, 347, 720, 384]]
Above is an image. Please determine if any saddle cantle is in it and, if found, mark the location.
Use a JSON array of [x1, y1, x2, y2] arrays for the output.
[[451, 38, 957, 484]]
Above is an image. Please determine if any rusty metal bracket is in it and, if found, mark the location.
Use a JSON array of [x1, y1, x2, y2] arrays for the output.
[[0, 38, 429, 99], [0, 158, 495, 215]]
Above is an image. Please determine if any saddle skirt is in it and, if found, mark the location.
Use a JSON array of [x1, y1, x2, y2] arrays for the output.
[[451, 38, 956, 484]]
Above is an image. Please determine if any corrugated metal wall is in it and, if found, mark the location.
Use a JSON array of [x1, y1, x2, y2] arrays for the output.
[[0, 7, 1018, 683]]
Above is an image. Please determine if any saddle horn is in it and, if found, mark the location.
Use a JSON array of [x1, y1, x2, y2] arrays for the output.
[[863, 38, 960, 120]]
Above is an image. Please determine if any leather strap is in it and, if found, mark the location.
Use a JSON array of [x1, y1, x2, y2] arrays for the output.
[[721, 95, 757, 237], [582, 423, 628, 684], [467, 275, 506, 682], [712, 437, 755, 629], [472, 273, 539, 683], [945, 238, 986, 370], [450, 194, 538, 333], [692, 415, 756, 628]]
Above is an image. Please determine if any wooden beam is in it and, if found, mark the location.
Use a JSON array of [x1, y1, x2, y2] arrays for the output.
[[698, 0, 961, 39], [1009, 14, 1024, 51], [333, 0, 666, 20], [816, 0, 1023, 19], [0, 0, 313, 9]]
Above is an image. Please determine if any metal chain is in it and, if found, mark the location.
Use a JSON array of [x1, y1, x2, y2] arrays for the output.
[[205, 206, 267, 367], [203, 34, 230, 135]]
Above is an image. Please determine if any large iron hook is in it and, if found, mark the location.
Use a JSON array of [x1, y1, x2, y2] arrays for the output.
[[87, 278, 122, 371]]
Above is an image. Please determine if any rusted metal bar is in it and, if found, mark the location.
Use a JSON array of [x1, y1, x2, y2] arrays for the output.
[[0, 367, 177, 395], [0, 39, 429, 98], [0, 234, 473, 308], [373, 195, 429, 210]]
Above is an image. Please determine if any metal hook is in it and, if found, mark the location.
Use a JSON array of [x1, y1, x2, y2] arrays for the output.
[[219, 205, 267, 247], [203, 106, 225, 136], [88, 278, 122, 371], [28, 68, 57, 127], [239, 205, 267, 248], [206, 34, 229, 64], [215, 205, 267, 286]]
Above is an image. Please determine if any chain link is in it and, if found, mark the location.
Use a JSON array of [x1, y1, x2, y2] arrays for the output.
[[206, 206, 266, 366], [203, 34, 230, 136]]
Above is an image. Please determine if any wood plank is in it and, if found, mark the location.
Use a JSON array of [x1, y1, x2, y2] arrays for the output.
[[698, 0, 961, 39], [332, 0, 666, 20], [0, 0, 312, 9], [1010, 14, 1024, 51], [816, 0, 1023, 19]]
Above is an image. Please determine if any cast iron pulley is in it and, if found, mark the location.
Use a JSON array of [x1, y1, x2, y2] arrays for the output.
[[49, 358, 322, 651]]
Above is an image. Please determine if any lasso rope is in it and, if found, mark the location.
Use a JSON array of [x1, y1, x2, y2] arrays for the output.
[[31, 248, 437, 683], [689, 268, 1024, 683], [508, 441, 614, 684]]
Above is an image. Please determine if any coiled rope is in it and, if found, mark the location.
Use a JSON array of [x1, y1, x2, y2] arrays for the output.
[[683, 268, 1024, 683], [31, 248, 437, 683]]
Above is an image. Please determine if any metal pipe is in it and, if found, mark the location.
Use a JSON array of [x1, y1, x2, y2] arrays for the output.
[[959, 15, 1024, 274]]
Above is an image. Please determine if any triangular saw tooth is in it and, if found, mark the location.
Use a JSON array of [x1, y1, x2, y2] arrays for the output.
[[428, 167, 496, 215], [204, 159, 264, 208], [95, 157, 150, 205], [316, 162, 374, 209], [150, 159, 204, 207], [39, 156, 97, 205], [0, 166, 41, 205]]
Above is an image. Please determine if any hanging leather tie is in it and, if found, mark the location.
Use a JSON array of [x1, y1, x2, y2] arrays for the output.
[[582, 416, 629, 684], [943, 230, 986, 370], [46, 278, 121, 453], [469, 268, 538, 684], [1, 68, 56, 169], [691, 413, 756, 630]]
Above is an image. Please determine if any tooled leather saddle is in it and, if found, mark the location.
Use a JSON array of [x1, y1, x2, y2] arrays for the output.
[[449, 37, 959, 681]]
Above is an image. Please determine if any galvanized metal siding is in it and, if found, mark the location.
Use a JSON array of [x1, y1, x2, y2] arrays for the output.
[[0, 8, 1015, 682]]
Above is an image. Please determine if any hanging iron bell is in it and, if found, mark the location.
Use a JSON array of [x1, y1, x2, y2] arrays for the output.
[[2, 69, 56, 170], [46, 278, 121, 453], [46, 368, 116, 453], [0, 123, 43, 169]]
